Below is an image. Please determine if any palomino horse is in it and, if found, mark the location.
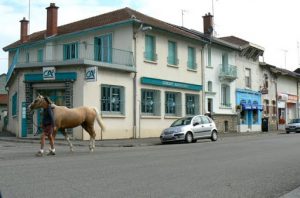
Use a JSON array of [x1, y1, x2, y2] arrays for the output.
[[28, 94, 105, 152]]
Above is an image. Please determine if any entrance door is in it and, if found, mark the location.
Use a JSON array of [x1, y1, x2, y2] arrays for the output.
[[35, 89, 65, 135]]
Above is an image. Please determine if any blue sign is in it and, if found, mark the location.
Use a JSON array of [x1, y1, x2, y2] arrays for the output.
[[141, 77, 202, 91], [85, 67, 97, 82], [43, 67, 55, 80]]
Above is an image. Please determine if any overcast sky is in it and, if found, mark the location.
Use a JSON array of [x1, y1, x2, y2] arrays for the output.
[[1, 0, 300, 75]]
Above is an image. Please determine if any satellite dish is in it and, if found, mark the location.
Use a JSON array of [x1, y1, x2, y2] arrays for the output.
[[208, 26, 214, 33]]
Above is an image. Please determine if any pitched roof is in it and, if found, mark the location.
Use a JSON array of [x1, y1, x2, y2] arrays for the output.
[[0, 94, 8, 105], [219, 36, 249, 46], [3, 7, 204, 51]]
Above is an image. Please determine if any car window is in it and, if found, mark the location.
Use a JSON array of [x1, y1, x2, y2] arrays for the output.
[[171, 117, 192, 127], [192, 116, 201, 125], [200, 116, 210, 124]]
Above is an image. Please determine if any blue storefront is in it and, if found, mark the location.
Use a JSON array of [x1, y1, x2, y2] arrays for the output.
[[236, 89, 263, 132]]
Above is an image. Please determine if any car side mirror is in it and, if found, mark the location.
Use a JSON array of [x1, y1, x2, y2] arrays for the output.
[[193, 122, 199, 126]]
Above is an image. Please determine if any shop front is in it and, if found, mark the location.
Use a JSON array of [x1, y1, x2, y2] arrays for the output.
[[236, 89, 263, 132], [278, 93, 298, 130]]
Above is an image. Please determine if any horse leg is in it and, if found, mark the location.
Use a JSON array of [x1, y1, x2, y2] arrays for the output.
[[86, 126, 96, 152], [61, 129, 74, 152], [81, 123, 94, 152]]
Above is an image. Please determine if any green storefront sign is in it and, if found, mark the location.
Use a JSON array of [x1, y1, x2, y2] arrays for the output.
[[141, 77, 202, 91]]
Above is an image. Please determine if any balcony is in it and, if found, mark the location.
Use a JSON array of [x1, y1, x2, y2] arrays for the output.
[[219, 64, 237, 82], [7, 45, 134, 83]]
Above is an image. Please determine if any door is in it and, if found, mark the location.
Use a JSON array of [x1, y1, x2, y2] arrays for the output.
[[35, 89, 66, 135], [192, 116, 202, 138], [200, 116, 213, 137]]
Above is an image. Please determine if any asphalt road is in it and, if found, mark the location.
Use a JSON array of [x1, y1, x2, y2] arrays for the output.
[[1, 133, 300, 198]]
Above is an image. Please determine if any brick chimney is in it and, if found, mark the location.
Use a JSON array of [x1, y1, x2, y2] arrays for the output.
[[46, 3, 59, 37], [20, 17, 29, 43], [203, 13, 214, 37]]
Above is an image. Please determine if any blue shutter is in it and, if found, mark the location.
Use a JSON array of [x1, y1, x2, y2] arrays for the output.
[[145, 35, 154, 61]]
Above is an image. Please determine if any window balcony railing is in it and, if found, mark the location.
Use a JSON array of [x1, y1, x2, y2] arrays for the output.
[[219, 64, 237, 82], [9, 44, 133, 69]]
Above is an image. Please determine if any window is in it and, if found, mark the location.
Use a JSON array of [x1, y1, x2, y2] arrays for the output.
[[101, 85, 124, 114], [264, 99, 269, 115], [272, 100, 276, 115], [26, 52, 30, 63], [264, 74, 268, 88], [240, 110, 246, 124], [165, 92, 181, 116], [245, 68, 251, 88], [168, 41, 178, 65], [188, 46, 196, 69], [37, 49, 43, 62], [221, 84, 230, 107], [144, 35, 156, 61], [222, 53, 229, 70], [201, 116, 211, 124], [141, 89, 160, 115], [186, 94, 199, 115], [207, 46, 211, 67], [207, 81, 213, 92], [63, 42, 78, 60], [208, 98, 213, 113], [12, 92, 17, 116], [95, 34, 112, 63]]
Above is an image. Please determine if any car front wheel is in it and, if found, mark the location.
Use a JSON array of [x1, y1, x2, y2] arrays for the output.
[[185, 132, 193, 143], [211, 130, 218, 141]]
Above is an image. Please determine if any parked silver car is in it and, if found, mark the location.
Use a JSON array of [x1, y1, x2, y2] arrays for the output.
[[160, 115, 218, 143], [286, 118, 300, 133]]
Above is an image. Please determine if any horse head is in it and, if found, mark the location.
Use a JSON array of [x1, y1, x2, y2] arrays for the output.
[[28, 94, 50, 112]]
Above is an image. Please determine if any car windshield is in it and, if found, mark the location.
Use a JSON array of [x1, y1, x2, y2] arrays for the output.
[[289, 119, 300, 124], [171, 117, 193, 127]]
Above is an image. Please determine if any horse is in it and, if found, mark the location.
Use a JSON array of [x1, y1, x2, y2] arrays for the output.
[[28, 94, 105, 152]]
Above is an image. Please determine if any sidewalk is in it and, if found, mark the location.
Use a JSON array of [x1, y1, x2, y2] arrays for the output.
[[0, 130, 282, 148]]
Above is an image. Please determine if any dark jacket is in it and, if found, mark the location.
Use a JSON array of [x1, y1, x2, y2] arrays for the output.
[[42, 105, 55, 126]]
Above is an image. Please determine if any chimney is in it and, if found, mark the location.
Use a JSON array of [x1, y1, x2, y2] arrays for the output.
[[20, 17, 29, 43], [46, 3, 59, 37], [202, 13, 214, 37]]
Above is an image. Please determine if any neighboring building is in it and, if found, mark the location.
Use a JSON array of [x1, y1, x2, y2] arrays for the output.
[[3, 4, 206, 139], [178, 14, 241, 133], [264, 64, 300, 130], [0, 74, 8, 131], [220, 36, 264, 132]]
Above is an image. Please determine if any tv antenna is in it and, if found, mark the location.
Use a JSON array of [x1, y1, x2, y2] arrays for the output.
[[297, 41, 300, 67], [181, 9, 187, 27], [281, 49, 288, 69]]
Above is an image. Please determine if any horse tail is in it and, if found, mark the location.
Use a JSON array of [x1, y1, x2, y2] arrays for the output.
[[93, 107, 105, 132]]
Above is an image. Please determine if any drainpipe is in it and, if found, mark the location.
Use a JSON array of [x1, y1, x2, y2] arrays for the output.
[[201, 44, 207, 114], [133, 31, 137, 139], [275, 76, 278, 130], [296, 81, 299, 118]]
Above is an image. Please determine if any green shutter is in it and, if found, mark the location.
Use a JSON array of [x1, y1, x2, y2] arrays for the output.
[[207, 46, 211, 67], [37, 49, 43, 62], [63, 45, 67, 60]]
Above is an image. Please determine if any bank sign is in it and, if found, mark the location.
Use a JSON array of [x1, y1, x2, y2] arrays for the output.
[[43, 67, 56, 80], [85, 67, 97, 82]]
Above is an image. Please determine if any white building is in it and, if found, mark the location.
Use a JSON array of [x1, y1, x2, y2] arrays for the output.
[[3, 4, 206, 139]]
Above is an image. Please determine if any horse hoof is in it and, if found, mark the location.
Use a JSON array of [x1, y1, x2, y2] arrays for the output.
[[70, 148, 74, 152], [90, 149, 94, 152]]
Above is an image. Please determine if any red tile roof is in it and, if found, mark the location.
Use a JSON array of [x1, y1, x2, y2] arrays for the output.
[[3, 7, 204, 51], [0, 94, 8, 105]]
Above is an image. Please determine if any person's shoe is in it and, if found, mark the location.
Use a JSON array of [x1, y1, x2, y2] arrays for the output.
[[47, 150, 56, 156], [35, 151, 44, 157]]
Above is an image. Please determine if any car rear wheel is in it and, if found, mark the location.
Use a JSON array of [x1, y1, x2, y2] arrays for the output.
[[286, 131, 290, 134], [185, 132, 193, 143], [211, 130, 218, 141]]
